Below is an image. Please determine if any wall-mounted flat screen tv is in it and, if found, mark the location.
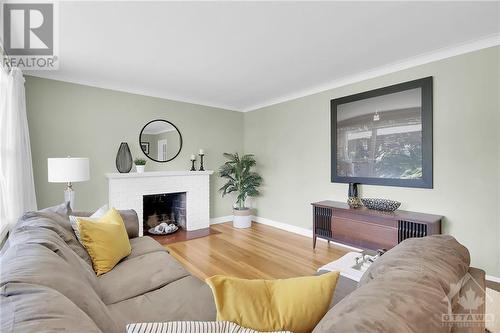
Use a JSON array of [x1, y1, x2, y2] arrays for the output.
[[331, 77, 433, 188]]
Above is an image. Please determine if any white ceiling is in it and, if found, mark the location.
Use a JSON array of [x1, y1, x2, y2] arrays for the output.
[[29, 1, 500, 112]]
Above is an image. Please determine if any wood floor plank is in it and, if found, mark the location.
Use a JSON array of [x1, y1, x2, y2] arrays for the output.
[[165, 222, 347, 280]]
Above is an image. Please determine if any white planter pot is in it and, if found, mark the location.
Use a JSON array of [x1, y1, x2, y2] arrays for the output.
[[136, 165, 145, 173], [233, 208, 252, 228]]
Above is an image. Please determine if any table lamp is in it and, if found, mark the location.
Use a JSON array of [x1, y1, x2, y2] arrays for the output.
[[48, 157, 90, 210]]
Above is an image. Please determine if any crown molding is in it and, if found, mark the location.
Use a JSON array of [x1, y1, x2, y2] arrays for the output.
[[242, 33, 500, 112], [28, 33, 499, 113], [24, 73, 240, 112]]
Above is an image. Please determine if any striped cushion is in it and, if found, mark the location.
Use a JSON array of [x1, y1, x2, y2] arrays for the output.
[[126, 321, 292, 333]]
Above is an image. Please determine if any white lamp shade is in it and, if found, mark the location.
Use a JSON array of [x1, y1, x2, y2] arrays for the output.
[[48, 158, 90, 183]]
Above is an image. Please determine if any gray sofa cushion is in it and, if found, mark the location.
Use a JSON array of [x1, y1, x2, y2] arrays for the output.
[[330, 274, 358, 307], [39, 201, 72, 216], [7, 226, 100, 294], [1, 205, 217, 333], [1, 283, 103, 333], [313, 235, 472, 333], [72, 209, 140, 239], [13, 210, 93, 266], [109, 275, 217, 331], [359, 235, 470, 301], [0, 243, 119, 333], [98, 251, 190, 304], [313, 273, 450, 333], [128, 236, 166, 260]]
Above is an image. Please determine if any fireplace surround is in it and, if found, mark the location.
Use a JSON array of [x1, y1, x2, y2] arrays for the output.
[[106, 171, 213, 235]]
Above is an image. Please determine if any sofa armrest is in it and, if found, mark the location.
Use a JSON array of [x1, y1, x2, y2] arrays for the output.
[[451, 267, 486, 333], [118, 210, 140, 238], [71, 211, 92, 217], [313, 236, 476, 333], [72, 209, 139, 238], [317, 271, 358, 308]]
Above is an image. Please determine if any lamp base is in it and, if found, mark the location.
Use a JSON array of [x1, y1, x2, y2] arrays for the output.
[[64, 183, 75, 210]]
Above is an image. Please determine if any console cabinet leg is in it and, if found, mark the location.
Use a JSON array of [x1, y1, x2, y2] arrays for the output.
[[313, 235, 317, 249]]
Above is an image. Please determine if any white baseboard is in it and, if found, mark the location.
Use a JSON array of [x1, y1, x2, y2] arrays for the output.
[[252, 216, 312, 237], [252, 215, 362, 252], [252, 216, 500, 279], [209, 215, 232, 225], [211, 215, 500, 280], [486, 275, 500, 284]]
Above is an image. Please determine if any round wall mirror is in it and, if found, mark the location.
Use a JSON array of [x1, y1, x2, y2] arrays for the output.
[[139, 119, 183, 162]]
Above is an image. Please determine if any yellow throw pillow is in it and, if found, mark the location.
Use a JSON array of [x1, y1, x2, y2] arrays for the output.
[[206, 272, 339, 333], [76, 208, 131, 276]]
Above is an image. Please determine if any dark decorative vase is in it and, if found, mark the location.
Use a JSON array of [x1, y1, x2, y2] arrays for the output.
[[116, 142, 133, 173], [347, 183, 362, 208]]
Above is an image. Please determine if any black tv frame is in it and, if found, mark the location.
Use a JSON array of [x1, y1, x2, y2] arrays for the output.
[[331, 76, 433, 188]]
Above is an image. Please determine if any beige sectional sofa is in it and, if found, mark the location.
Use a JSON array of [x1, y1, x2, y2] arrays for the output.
[[1, 204, 486, 333]]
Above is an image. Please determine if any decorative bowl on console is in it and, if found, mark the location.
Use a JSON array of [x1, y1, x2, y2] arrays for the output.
[[361, 198, 401, 212]]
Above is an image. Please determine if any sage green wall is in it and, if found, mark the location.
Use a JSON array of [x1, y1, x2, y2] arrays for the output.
[[25, 46, 499, 276], [244, 46, 500, 276], [25, 76, 244, 218]]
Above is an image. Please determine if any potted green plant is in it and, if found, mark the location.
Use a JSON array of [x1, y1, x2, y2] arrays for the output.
[[134, 158, 147, 173], [219, 153, 263, 228]]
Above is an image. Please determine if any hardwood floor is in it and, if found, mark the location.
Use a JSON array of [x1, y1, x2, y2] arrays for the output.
[[165, 222, 347, 280], [150, 227, 220, 245]]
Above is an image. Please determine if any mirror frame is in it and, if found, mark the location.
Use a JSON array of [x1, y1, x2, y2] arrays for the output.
[[139, 119, 183, 163]]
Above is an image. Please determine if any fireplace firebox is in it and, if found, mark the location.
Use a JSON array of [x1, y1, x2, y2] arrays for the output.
[[143, 192, 186, 235]]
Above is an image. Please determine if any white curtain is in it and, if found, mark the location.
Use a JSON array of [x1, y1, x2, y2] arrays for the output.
[[0, 65, 37, 238]]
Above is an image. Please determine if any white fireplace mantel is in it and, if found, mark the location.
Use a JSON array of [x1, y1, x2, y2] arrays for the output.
[[106, 171, 214, 235], [105, 170, 214, 179]]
